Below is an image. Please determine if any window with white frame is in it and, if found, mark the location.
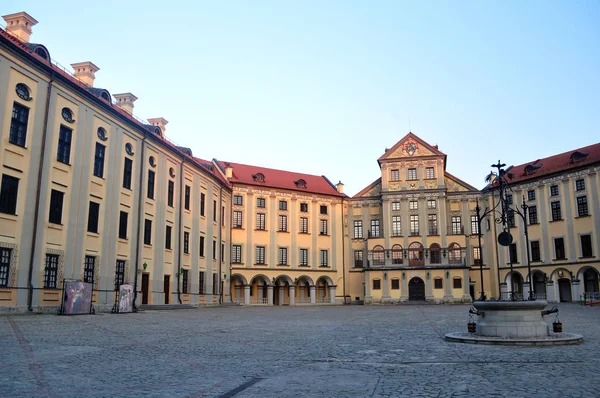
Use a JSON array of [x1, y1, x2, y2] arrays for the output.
[[425, 167, 435, 179], [409, 200, 418, 210], [370, 219, 380, 238], [256, 213, 266, 230], [232, 245, 242, 263], [354, 220, 363, 239], [320, 250, 329, 267], [299, 217, 309, 233], [278, 214, 288, 232], [392, 201, 400, 211], [392, 216, 402, 236], [427, 199, 436, 209], [407, 168, 417, 180], [299, 248, 309, 266], [233, 211, 243, 228], [278, 247, 288, 265], [390, 169, 400, 181], [255, 246, 266, 264]]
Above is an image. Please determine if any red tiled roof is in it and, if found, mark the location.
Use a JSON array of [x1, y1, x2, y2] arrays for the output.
[[217, 161, 344, 197], [193, 158, 230, 187], [500, 142, 600, 185]]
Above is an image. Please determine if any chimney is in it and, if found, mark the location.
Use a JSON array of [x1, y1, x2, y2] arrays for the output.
[[336, 181, 344, 194], [113, 93, 137, 115], [70, 62, 100, 86], [2, 12, 38, 43], [147, 117, 168, 136], [225, 164, 233, 179]]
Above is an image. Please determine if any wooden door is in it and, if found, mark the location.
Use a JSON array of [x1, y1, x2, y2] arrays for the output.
[[141, 273, 150, 304], [164, 275, 170, 304]]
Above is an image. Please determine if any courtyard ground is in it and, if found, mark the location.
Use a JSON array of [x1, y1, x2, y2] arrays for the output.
[[1, 303, 599, 397]]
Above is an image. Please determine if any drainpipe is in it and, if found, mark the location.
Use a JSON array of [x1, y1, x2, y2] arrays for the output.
[[176, 158, 184, 305], [132, 136, 147, 310], [341, 198, 347, 304], [26, 71, 54, 312], [218, 186, 223, 304]]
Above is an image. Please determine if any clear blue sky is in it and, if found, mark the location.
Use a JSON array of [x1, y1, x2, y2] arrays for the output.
[[9, 1, 599, 195]]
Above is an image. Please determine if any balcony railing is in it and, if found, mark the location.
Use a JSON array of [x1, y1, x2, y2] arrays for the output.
[[366, 247, 467, 269]]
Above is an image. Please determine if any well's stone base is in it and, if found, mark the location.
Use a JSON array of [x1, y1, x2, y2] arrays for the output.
[[474, 300, 550, 338], [444, 332, 583, 346]]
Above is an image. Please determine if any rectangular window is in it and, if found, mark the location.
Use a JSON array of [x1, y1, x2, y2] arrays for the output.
[[299, 248, 309, 266], [554, 238, 565, 260], [392, 201, 400, 211], [144, 219, 152, 245], [392, 216, 402, 236], [233, 195, 243, 206], [300, 203, 308, 212], [354, 250, 363, 268], [48, 189, 64, 224], [550, 185, 559, 196], [320, 250, 329, 267], [233, 211, 243, 228], [44, 254, 59, 289], [257, 197, 266, 208], [427, 200, 436, 209], [373, 279, 381, 290], [221, 243, 225, 262], [184, 232, 190, 254], [123, 158, 133, 189], [575, 179, 585, 191], [471, 215, 479, 235], [118, 211, 128, 239], [10, 102, 29, 147], [87, 201, 100, 233], [407, 168, 417, 180], [409, 200, 418, 210], [428, 214, 438, 235], [256, 213, 266, 230], [279, 200, 287, 210], [93, 143, 105, 178], [184, 185, 191, 210], [507, 209, 516, 228], [390, 169, 400, 181], [0, 175, 19, 215], [278, 215, 288, 232], [581, 234, 593, 257], [370, 219, 380, 238], [232, 245, 242, 263], [213, 200, 217, 222], [256, 246, 266, 264], [278, 247, 288, 265], [182, 269, 189, 294], [451, 216, 462, 235], [577, 196, 589, 217], [320, 219, 328, 235], [199, 271, 205, 294], [473, 247, 481, 266], [528, 206, 538, 224], [410, 215, 419, 235], [84, 256, 95, 285], [114, 260, 125, 291], [212, 273, 218, 295], [199, 236, 205, 257], [165, 225, 172, 249], [320, 205, 328, 215], [531, 241, 541, 262], [354, 220, 363, 239], [434, 278, 443, 289], [147, 170, 155, 199], [551, 201, 562, 221], [506, 194, 513, 205], [509, 243, 518, 263], [200, 193, 206, 216], [300, 217, 309, 234], [453, 278, 462, 289], [213, 240, 217, 260], [57, 125, 72, 164], [0, 248, 12, 287], [527, 190, 536, 201], [425, 167, 435, 179], [391, 279, 400, 290]]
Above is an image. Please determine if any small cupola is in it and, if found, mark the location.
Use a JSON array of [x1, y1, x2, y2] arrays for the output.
[[336, 180, 344, 194], [2, 12, 38, 43], [147, 117, 168, 137], [225, 163, 233, 179], [71, 62, 100, 86], [113, 93, 137, 115]]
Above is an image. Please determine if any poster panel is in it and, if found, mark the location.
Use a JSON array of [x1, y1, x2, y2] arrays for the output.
[[119, 284, 134, 313], [63, 281, 93, 315]]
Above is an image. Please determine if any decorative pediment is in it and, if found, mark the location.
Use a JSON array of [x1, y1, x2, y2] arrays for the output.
[[354, 178, 382, 198], [378, 132, 444, 162], [445, 172, 478, 193]]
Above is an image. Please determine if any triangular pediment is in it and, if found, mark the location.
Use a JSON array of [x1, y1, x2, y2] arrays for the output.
[[353, 178, 381, 198], [445, 172, 478, 192], [378, 132, 445, 162]]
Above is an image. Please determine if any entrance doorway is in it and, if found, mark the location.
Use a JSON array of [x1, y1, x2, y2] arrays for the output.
[[164, 275, 170, 304], [558, 278, 572, 302], [141, 273, 150, 305], [408, 277, 425, 301]]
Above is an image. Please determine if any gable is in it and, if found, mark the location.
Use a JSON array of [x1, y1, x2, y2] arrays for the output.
[[378, 132, 445, 162], [353, 178, 382, 198], [445, 172, 478, 192]]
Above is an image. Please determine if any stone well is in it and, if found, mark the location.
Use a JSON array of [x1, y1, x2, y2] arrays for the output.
[[473, 300, 549, 338]]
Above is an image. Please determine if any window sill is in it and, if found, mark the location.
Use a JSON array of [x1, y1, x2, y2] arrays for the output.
[[86, 231, 100, 237], [549, 219, 564, 223], [277, 230, 290, 233], [277, 264, 289, 266], [575, 215, 591, 219], [232, 262, 244, 265], [118, 238, 128, 243], [427, 234, 440, 237], [232, 226, 244, 230], [391, 234, 403, 238], [298, 264, 310, 267], [254, 229, 268, 232], [578, 256, 595, 259], [300, 232, 311, 235], [254, 263, 268, 266], [319, 233, 329, 237], [48, 223, 63, 230], [553, 258, 568, 261], [184, 209, 191, 214], [0, 213, 18, 220], [144, 244, 152, 248], [528, 222, 539, 225], [318, 266, 330, 268]]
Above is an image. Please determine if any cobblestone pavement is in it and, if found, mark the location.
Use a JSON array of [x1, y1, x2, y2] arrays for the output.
[[1, 303, 599, 397]]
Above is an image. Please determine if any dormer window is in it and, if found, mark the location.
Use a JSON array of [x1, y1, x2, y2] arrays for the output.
[[294, 179, 306, 188], [100, 91, 110, 101], [570, 151, 589, 164], [253, 173, 265, 183], [524, 164, 542, 176], [34, 46, 49, 60]]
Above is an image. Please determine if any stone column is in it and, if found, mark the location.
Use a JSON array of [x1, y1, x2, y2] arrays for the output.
[[329, 286, 336, 304], [572, 279, 581, 303], [443, 271, 452, 302], [244, 285, 250, 305], [278, 283, 285, 306], [401, 272, 408, 302], [289, 285, 295, 305], [425, 273, 434, 301], [309, 285, 316, 304], [462, 268, 472, 302], [267, 285, 274, 306], [299, 285, 305, 301], [546, 281, 555, 302], [523, 283, 530, 301]]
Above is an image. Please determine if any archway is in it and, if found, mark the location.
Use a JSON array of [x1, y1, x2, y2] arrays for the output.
[[230, 274, 248, 303], [249, 275, 270, 305], [408, 277, 425, 301], [372, 245, 385, 266], [392, 244, 403, 265], [507, 271, 524, 298], [583, 268, 599, 293], [316, 276, 334, 304], [408, 243, 424, 266], [558, 278, 572, 302], [295, 275, 314, 304], [448, 243, 462, 265], [273, 275, 292, 306], [531, 271, 546, 299], [429, 243, 441, 264]]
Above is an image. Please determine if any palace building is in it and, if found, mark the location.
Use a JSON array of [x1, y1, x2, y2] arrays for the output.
[[0, 11, 598, 312]]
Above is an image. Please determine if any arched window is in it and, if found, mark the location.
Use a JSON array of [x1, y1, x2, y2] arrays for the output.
[[448, 243, 462, 264], [253, 173, 265, 182], [392, 244, 403, 264], [294, 179, 306, 188], [408, 242, 424, 266], [429, 243, 441, 264], [372, 245, 385, 266]]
